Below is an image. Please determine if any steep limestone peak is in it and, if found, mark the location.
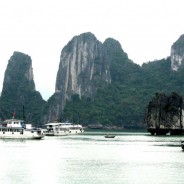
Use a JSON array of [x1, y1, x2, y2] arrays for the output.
[[171, 34, 184, 71], [0, 51, 45, 123], [55, 32, 106, 100], [2, 51, 35, 95], [73, 32, 97, 42], [103, 38, 122, 50], [43, 32, 134, 123], [10, 51, 31, 63], [64, 32, 98, 53], [103, 38, 128, 60]]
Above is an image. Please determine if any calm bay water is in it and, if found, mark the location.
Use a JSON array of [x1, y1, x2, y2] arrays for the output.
[[0, 130, 184, 184]]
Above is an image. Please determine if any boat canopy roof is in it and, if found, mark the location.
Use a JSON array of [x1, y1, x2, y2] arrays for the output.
[[3, 119, 24, 123]]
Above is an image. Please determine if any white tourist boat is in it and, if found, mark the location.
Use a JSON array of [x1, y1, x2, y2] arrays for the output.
[[44, 122, 84, 136], [0, 118, 45, 139]]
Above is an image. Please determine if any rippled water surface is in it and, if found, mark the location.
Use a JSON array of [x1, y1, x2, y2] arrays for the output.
[[0, 130, 184, 184]]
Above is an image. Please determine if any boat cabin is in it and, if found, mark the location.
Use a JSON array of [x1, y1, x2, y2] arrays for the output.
[[0, 119, 32, 129], [1, 119, 25, 128]]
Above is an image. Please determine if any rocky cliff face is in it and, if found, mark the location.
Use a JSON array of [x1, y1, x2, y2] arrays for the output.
[[0, 51, 45, 124], [56, 32, 111, 101], [42, 32, 127, 123], [145, 92, 184, 135], [171, 34, 184, 71], [2, 52, 35, 93]]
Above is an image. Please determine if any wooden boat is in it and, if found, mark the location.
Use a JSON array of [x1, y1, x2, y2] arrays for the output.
[[105, 134, 115, 138]]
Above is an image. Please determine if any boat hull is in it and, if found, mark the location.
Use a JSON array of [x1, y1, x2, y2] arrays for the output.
[[105, 135, 115, 138], [44, 131, 69, 136], [44, 129, 84, 136], [0, 134, 44, 139]]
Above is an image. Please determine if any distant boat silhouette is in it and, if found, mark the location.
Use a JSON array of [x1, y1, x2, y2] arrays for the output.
[[105, 134, 115, 138], [181, 141, 184, 150]]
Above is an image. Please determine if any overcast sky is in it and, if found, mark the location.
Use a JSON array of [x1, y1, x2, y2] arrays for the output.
[[1, 0, 184, 100]]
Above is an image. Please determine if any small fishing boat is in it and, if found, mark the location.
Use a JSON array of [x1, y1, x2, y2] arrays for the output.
[[0, 118, 45, 139], [105, 134, 115, 138]]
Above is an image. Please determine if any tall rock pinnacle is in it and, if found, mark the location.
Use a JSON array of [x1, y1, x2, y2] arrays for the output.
[[55, 32, 111, 101], [0, 51, 45, 124]]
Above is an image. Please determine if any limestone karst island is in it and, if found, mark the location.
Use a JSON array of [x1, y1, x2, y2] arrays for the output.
[[1, 32, 184, 135]]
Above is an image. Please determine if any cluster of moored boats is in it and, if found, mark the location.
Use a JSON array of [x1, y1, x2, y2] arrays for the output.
[[1, 118, 184, 152], [0, 117, 117, 140], [2, 118, 184, 151], [0, 118, 84, 140]]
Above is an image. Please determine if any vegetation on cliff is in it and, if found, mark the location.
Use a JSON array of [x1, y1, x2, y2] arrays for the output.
[[61, 47, 184, 128], [0, 52, 45, 126], [2, 34, 184, 129]]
